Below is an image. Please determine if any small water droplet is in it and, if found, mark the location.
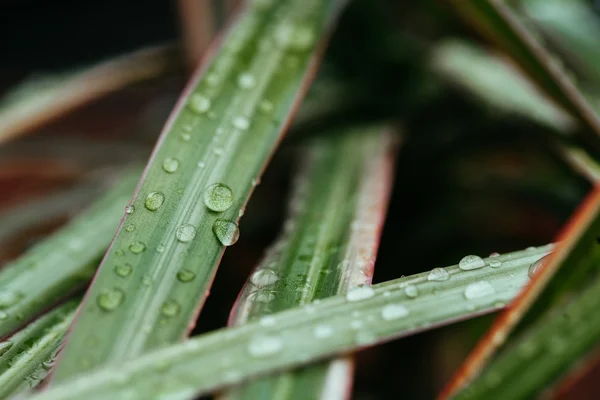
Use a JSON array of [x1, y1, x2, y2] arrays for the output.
[[197, 161, 206, 168], [427, 267, 450, 282], [162, 158, 180, 173], [206, 73, 219, 86], [237, 72, 256, 89], [180, 133, 191, 142], [248, 334, 283, 357], [161, 299, 181, 317], [177, 269, 196, 282], [125, 205, 135, 214], [489, 259, 502, 268], [125, 223, 135, 232], [97, 288, 125, 311], [213, 147, 224, 156], [250, 268, 279, 287], [251, 291, 276, 303], [203, 183, 234, 212], [189, 94, 211, 114], [529, 254, 550, 278], [464, 281, 495, 300], [114, 264, 132, 278], [176, 224, 197, 242], [381, 303, 410, 320], [490, 252, 500, 257], [259, 315, 276, 327], [232, 116, 250, 131], [313, 324, 333, 339], [404, 285, 418, 298], [129, 241, 146, 254], [156, 243, 165, 253], [274, 23, 315, 52], [459, 255, 486, 270], [116, 249, 125, 257], [0, 310, 7, 320], [258, 99, 274, 114], [351, 320, 363, 329], [346, 285, 374, 302], [0, 291, 22, 308], [144, 191, 165, 211], [213, 219, 240, 246]]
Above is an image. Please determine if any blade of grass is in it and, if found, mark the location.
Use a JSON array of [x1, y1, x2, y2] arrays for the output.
[[0, 301, 76, 399], [441, 187, 600, 398], [449, 0, 600, 150], [224, 126, 397, 399], [29, 244, 551, 400], [51, 0, 348, 382], [0, 45, 180, 144], [0, 169, 139, 338]]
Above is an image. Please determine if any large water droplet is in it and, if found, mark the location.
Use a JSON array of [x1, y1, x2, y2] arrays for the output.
[[161, 299, 181, 317], [274, 23, 315, 52], [427, 267, 450, 282], [213, 219, 240, 246], [247, 334, 283, 357], [404, 285, 418, 298], [177, 269, 196, 282], [313, 324, 333, 339], [489, 259, 502, 268], [233, 116, 250, 131], [464, 281, 495, 300], [176, 224, 197, 242], [381, 303, 410, 321], [203, 183, 234, 212], [189, 94, 211, 114], [125, 205, 135, 214], [144, 191, 165, 211], [129, 241, 146, 254], [162, 158, 180, 173], [250, 268, 279, 287], [0, 291, 22, 309], [459, 255, 486, 270], [346, 285, 375, 302], [114, 264, 132, 278], [237, 72, 256, 89], [97, 288, 125, 311], [529, 254, 550, 278]]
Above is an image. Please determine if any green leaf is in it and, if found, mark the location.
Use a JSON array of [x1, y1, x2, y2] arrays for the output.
[[224, 126, 397, 399], [51, 0, 347, 382], [0, 169, 139, 337], [0, 301, 76, 398], [31, 245, 551, 400]]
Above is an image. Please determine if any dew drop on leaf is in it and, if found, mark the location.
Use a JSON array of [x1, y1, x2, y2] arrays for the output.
[[232, 116, 250, 131], [259, 99, 274, 114], [346, 285, 374, 302], [313, 324, 333, 339], [250, 268, 279, 287], [381, 303, 410, 321], [464, 280, 495, 300], [125, 204, 135, 214], [176, 224, 197, 243], [203, 183, 234, 212], [247, 334, 283, 357], [144, 191, 165, 211], [274, 22, 315, 52], [489, 259, 502, 268], [189, 94, 211, 114], [427, 267, 450, 282], [237, 72, 256, 89], [213, 219, 240, 246], [162, 157, 180, 173], [114, 264, 132, 278], [176, 269, 196, 283], [125, 223, 135, 232], [129, 241, 146, 254], [97, 288, 125, 311], [404, 285, 418, 298], [0, 291, 23, 308], [529, 254, 550, 278], [459, 255, 486, 270], [161, 299, 181, 317]]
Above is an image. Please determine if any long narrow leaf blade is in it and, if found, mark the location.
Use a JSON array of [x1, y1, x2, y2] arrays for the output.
[[52, 0, 347, 382], [0, 170, 139, 337], [442, 187, 600, 398], [31, 245, 551, 400], [224, 126, 397, 399]]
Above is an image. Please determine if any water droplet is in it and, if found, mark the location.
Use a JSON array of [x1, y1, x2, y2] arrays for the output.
[[162, 158, 180, 173], [459, 255, 486, 270], [203, 183, 234, 212], [427, 267, 450, 282], [189, 94, 211, 114], [464, 281, 495, 300], [180, 133, 191, 142], [351, 320, 363, 329], [404, 285, 418, 298], [116, 249, 125, 256], [251, 291, 276, 303], [250, 268, 279, 287], [129, 241, 146, 254], [125, 223, 135, 232], [0, 310, 7, 320], [161, 299, 181, 317], [381, 303, 410, 320], [177, 269, 196, 282], [42, 360, 55, 370], [529, 255, 550, 278], [346, 285, 374, 302], [0, 291, 22, 308], [232, 116, 250, 130], [206, 73, 220, 86], [114, 264, 132, 278], [197, 161, 206, 168], [176, 224, 197, 242], [97, 288, 125, 311], [145, 191, 165, 211], [259, 99, 274, 114], [213, 147, 224, 156], [248, 334, 283, 357], [259, 315, 276, 327], [213, 219, 240, 246], [156, 243, 165, 253], [274, 23, 315, 52], [489, 259, 502, 268], [237, 72, 256, 89], [125, 205, 135, 214], [490, 252, 500, 257], [313, 324, 333, 339]]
